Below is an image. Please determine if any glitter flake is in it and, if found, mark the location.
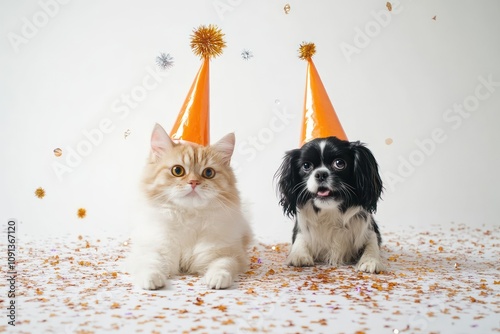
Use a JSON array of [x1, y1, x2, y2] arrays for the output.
[[77, 208, 87, 219], [156, 53, 174, 70], [35, 187, 46, 199], [241, 49, 253, 60]]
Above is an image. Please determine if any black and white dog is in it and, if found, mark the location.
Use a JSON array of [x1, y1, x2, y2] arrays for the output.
[[275, 136, 384, 273]]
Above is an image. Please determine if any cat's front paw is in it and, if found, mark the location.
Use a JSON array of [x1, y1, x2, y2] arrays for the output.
[[357, 257, 385, 274], [135, 270, 166, 290], [205, 270, 233, 290]]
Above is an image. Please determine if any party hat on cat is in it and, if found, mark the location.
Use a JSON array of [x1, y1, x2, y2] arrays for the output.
[[298, 42, 347, 146], [169, 25, 226, 146]]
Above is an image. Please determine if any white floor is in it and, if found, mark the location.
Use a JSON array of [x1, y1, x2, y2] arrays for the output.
[[3, 222, 499, 334]]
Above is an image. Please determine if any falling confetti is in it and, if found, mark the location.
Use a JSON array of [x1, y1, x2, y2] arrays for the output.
[[156, 52, 174, 70], [284, 3, 291, 14], [124, 129, 131, 139], [241, 49, 253, 60], [77, 208, 87, 219], [35, 187, 46, 199], [53, 148, 62, 157], [432, 15, 437, 20], [385, 138, 393, 145], [386, 2, 392, 11]]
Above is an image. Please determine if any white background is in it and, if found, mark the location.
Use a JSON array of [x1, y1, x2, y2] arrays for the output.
[[1, 0, 499, 242]]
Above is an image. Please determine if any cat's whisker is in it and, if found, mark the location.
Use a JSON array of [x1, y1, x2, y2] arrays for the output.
[[212, 197, 241, 216]]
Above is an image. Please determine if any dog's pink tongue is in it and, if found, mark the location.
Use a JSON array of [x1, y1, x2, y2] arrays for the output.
[[317, 190, 331, 197]]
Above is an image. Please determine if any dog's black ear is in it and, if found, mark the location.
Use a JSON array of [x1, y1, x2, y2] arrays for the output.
[[274, 149, 302, 218], [350, 141, 383, 213]]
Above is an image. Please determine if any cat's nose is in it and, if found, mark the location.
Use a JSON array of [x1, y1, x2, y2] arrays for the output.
[[188, 180, 201, 189]]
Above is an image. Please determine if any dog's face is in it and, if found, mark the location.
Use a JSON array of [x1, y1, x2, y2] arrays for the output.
[[275, 137, 383, 216]]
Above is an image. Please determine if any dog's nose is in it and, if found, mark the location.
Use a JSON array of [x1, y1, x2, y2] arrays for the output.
[[315, 171, 329, 182]]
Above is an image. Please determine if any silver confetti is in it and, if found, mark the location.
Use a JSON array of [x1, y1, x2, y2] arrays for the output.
[[156, 52, 174, 70], [241, 49, 253, 60]]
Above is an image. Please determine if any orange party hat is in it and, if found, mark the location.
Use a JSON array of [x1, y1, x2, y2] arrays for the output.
[[169, 25, 226, 146], [299, 42, 347, 146]]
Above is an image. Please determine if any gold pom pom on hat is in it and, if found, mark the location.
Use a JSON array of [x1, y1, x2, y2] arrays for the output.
[[298, 42, 316, 60], [190, 24, 226, 59]]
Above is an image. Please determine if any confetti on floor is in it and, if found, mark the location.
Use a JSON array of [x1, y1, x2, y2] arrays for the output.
[[2, 223, 498, 333]]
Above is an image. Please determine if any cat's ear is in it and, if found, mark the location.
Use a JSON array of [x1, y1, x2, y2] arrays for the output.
[[212, 133, 235, 165], [150, 123, 174, 159]]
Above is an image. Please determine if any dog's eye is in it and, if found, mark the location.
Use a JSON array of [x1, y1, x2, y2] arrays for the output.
[[332, 159, 346, 170], [302, 162, 313, 171]]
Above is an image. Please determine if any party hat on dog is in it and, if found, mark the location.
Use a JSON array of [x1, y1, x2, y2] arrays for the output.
[[169, 25, 226, 146], [298, 42, 347, 146]]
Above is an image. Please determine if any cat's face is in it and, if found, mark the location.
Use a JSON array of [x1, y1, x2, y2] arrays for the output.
[[142, 124, 238, 209]]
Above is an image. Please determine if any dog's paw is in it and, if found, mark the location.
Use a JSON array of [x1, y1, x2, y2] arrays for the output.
[[357, 257, 385, 274], [135, 270, 166, 290], [287, 251, 314, 267], [205, 269, 233, 290]]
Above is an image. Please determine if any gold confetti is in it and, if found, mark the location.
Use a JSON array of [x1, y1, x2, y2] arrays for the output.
[[385, 138, 393, 145], [35, 187, 46, 199], [53, 148, 62, 157], [190, 25, 226, 59], [77, 208, 87, 219], [386, 2, 392, 11], [432, 15, 437, 20], [284, 3, 291, 14], [298, 42, 316, 60]]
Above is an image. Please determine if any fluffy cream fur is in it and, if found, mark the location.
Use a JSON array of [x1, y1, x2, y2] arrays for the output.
[[128, 124, 252, 290]]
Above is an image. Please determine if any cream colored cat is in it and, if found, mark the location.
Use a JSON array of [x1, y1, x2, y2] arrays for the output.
[[129, 124, 252, 290]]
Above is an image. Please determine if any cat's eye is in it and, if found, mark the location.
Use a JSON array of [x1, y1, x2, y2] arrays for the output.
[[202, 167, 216, 179], [302, 162, 313, 172], [171, 165, 185, 177], [332, 159, 346, 171]]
